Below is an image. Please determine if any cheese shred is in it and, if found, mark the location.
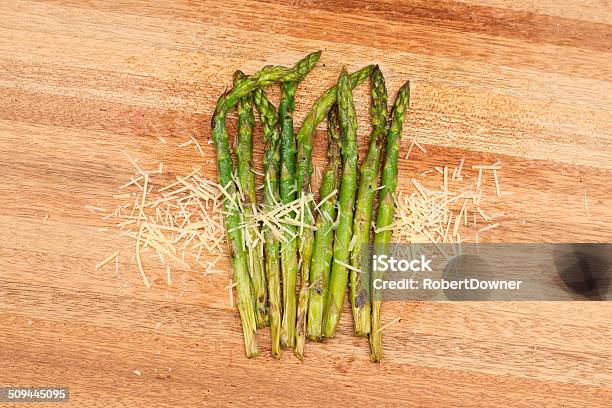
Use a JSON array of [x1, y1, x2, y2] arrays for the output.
[[96, 250, 119, 269], [93, 154, 227, 289]]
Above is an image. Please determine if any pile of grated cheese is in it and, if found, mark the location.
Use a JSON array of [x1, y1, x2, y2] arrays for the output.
[[377, 158, 505, 257], [92, 151, 227, 288], [91, 145, 506, 288], [92, 150, 322, 290]]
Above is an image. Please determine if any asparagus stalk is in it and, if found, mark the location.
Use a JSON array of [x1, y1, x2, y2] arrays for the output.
[[252, 87, 283, 359], [233, 71, 269, 328], [294, 275, 309, 360], [278, 82, 299, 348], [305, 105, 342, 342], [349, 66, 388, 336], [211, 96, 259, 358], [295, 66, 373, 341], [295, 65, 373, 196], [323, 68, 359, 339], [211, 51, 320, 358], [370, 81, 410, 362], [213, 51, 322, 119]]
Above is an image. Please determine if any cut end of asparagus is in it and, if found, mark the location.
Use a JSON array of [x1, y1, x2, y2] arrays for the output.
[[240, 317, 260, 358], [293, 338, 305, 362], [245, 339, 260, 359], [353, 309, 371, 337], [269, 300, 282, 359], [270, 309, 282, 359], [323, 301, 341, 339], [369, 321, 383, 362], [370, 348, 383, 363]]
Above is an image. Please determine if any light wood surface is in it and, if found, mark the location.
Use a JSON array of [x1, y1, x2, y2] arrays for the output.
[[1, 1, 611, 407]]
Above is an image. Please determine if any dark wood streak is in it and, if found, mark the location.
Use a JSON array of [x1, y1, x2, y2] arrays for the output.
[[259, 0, 612, 53]]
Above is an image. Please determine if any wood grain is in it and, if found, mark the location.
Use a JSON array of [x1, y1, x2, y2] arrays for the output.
[[1, 1, 611, 406]]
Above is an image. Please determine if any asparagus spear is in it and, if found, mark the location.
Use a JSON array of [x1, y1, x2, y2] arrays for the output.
[[252, 87, 283, 359], [323, 68, 359, 339], [295, 66, 373, 340], [305, 105, 342, 342], [278, 81, 299, 348], [294, 273, 309, 360], [233, 71, 269, 328], [211, 51, 320, 358], [211, 95, 259, 358], [370, 81, 410, 362], [295, 107, 342, 356], [349, 66, 388, 336], [295, 65, 373, 197], [297, 107, 350, 355], [213, 51, 322, 120]]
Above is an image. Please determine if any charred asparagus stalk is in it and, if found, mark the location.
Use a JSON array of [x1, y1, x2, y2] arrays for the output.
[[323, 68, 359, 339], [349, 66, 388, 336], [295, 66, 373, 340], [294, 275, 309, 359], [252, 87, 284, 359], [370, 81, 410, 362], [279, 81, 300, 348], [295, 107, 343, 357], [305, 105, 342, 342], [295, 65, 373, 202], [211, 98, 259, 358], [214, 51, 322, 118], [211, 51, 321, 357], [233, 71, 269, 328]]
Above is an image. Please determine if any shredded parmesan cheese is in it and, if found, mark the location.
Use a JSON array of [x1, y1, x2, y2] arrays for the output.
[[405, 135, 417, 159], [414, 140, 427, 154], [135, 226, 151, 289], [334, 259, 361, 274], [478, 223, 499, 234], [96, 250, 119, 269], [493, 169, 501, 196], [85, 205, 106, 213], [189, 135, 205, 157], [385, 160, 504, 250], [94, 154, 226, 289], [376, 316, 401, 334], [584, 191, 591, 218]]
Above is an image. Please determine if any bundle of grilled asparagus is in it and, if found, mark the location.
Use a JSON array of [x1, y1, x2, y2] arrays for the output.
[[211, 51, 409, 362]]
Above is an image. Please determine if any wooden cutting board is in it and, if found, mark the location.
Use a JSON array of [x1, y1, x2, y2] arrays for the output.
[[1, 1, 610, 406]]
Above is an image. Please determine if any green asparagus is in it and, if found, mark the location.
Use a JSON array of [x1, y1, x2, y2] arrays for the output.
[[233, 71, 269, 328], [213, 51, 321, 121], [349, 66, 388, 336], [294, 277, 309, 360], [295, 66, 373, 342], [370, 81, 410, 362], [211, 95, 259, 358], [211, 51, 320, 358], [252, 87, 284, 359], [295, 65, 373, 196], [323, 69, 359, 339], [305, 105, 342, 342], [214, 52, 411, 361], [278, 81, 300, 348]]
